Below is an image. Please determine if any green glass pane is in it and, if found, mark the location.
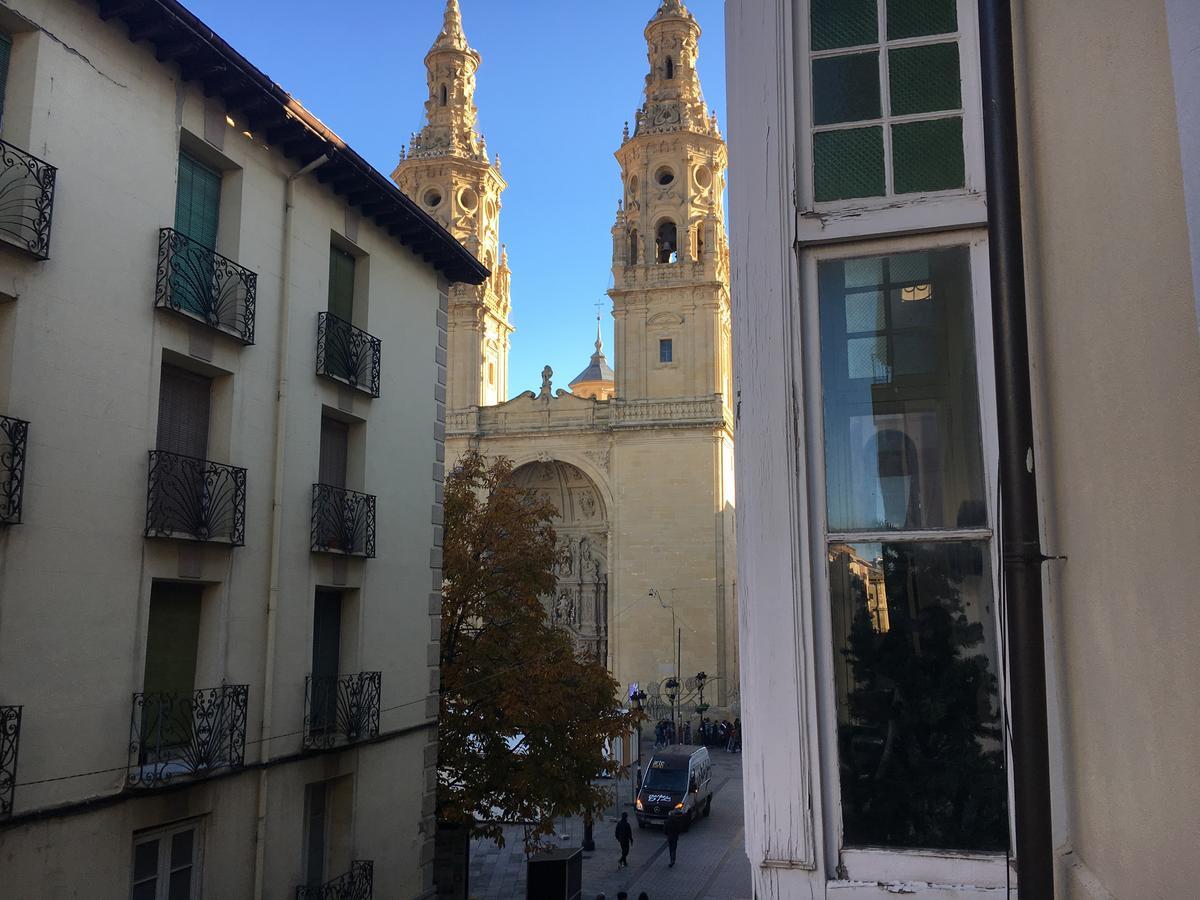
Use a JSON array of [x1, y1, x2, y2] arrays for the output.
[[812, 0, 878, 51], [813, 53, 881, 126], [889, 43, 961, 115], [892, 117, 965, 193], [814, 127, 886, 202], [887, 0, 957, 40]]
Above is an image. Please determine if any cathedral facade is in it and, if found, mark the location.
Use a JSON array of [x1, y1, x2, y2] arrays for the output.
[[394, 0, 737, 709]]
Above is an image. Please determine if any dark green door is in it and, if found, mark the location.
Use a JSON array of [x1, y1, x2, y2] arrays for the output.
[[142, 582, 202, 757], [172, 152, 222, 319], [0, 34, 12, 128], [310, 591, 342, 734]]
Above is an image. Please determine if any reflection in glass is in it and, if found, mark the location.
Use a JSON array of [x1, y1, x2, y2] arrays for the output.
[[830, 541, 1007, 851], [820, 247, 986, 532]]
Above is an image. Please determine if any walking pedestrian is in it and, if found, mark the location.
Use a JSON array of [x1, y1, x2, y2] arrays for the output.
[[638, 894, 650, 900], [664, 811, 684, 867], [615, 812, 633, 868]]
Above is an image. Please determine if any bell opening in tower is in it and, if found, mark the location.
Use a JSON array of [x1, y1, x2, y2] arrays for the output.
[[656, 221, 678, 264]]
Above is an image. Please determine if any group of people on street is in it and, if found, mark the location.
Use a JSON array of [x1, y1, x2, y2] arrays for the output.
[[653, 716, 741, 752]]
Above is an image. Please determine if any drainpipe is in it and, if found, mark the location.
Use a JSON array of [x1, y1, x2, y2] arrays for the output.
[[252, 151, 331, 900], [976, 1, 1054, 895]]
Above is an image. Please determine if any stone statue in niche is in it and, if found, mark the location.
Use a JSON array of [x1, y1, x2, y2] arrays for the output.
[[579, 490, 597, 519], [560, 540, 575, 576], [556, 590, 575, 625]]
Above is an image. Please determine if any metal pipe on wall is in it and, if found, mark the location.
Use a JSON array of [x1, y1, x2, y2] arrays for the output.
[[976, 0, 1055, 895]]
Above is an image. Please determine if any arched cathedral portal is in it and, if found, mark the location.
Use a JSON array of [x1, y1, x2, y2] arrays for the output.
[[510, 461, 608, 664]]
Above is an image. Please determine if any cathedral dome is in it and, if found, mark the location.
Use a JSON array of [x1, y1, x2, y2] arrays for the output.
[[570, 321, 616, 400]]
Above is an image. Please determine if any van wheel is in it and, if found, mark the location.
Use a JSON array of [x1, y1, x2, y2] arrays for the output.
[[704, 796, 712, 817]]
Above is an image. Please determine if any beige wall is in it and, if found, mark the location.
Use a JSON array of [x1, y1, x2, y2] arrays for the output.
[[1017, 1, 1200, 896], [0, 1, 445, 896]]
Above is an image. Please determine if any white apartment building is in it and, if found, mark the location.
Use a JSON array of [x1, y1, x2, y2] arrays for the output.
[[0, 0, 486, 897], [727, 0, 1200, 897]]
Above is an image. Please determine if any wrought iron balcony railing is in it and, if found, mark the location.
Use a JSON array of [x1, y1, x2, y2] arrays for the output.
[[311, 484, 376, 558], [127, 684, 249, 789], [316, 312, 381, 398], [1, 415, 29, 526], [146, 451, 247, 546], [155, 228, 257, 344], [296, 860, 374, 900], [1, 705, 21, 817], [303, 672, 382, 751], [0, 139, 56, 260]]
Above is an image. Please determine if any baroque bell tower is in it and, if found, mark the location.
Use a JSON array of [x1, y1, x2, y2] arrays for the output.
[[393, 0, 512, 410], [610, 0, 731, 409]]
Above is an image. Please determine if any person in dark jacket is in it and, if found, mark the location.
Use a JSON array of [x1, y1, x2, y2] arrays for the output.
[[664, 811, 684, 867], [615, 812, 633, 868]]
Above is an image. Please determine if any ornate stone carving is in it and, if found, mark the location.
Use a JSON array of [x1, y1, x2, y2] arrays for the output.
[[584, 449, 611, 473]]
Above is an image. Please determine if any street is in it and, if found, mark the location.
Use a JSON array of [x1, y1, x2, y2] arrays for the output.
[[468, 748, 751, 899]]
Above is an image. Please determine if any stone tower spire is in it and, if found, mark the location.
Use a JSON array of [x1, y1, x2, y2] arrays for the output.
[[394, 0, 513, 410], [609, 1, 731, 408]]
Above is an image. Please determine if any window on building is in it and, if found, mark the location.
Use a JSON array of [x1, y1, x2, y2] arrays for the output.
[[815, 244, 1006, 855], [319, 416, 349, 489], [328, 245, 356, 323], [659, 339, 674, 364], [132, 820, 202, 900], [488, 362, 495, 385], [309, 589, 343, 736], [157, 365, 211, 459], [303, 781, 329, 889], [175, 152, 221, 248], [655, 221, 678, 264], [140, 582, 202, 760], [666, 56, 675, 79], [439, 83, 448, 106], [0, 33, 12, 128], [809, 0, 966, 202], [629, 229, 639, 265]]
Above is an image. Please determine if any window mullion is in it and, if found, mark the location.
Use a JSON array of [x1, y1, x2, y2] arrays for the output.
[[878, 0, 894, 198]]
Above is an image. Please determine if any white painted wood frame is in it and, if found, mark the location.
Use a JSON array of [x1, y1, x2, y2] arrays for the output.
[[729, 0, 1016, 896]]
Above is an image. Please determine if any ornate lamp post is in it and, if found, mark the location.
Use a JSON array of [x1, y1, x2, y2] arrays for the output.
[[694, 671, 709, 718], [664, 677, 679, 744], [631, 689, 646, 804]]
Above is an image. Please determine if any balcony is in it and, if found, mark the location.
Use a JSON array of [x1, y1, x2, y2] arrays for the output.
[[296, 860, 374, 900], [311, 484, 376, 558], [316, 312, 381, 398], [127, 684, 249, 789], [155, 227, 257, 344], [1, 415, 28, 525], [0, 139, 56, 259], [1, 705, 21, 817], [302, 672, 382, 751], [146, 451, 247, 546]]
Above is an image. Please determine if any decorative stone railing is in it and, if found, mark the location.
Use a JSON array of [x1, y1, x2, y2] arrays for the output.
[[612, 396, 730, 428]]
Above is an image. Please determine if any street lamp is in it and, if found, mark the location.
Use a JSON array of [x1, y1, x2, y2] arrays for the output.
[[694, 671, 709, 718], [664, 677, 679, 744], [630, 689, 647, 804], [649, 588, 680, 741]]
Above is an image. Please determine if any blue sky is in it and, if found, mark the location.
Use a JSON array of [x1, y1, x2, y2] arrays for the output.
[[183, 0, 727, 397]]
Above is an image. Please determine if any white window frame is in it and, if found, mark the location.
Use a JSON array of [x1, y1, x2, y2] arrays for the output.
[[796, 0, 987, 244], [131, 819, 204, 900], [798, 228, 1015, 891]]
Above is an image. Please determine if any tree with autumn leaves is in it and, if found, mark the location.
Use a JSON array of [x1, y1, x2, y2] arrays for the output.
[[438, 451, 636, 848]]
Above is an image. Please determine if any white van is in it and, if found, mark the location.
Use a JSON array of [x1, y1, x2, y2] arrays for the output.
[[635, 745, 713, 829]]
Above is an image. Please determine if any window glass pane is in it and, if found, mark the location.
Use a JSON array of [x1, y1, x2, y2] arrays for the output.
[[813, 53, 881, 126], [886, 0, 957, 40], [892, 117, 965, 193], [168, 868, 193, 900], [889, 42, 961, 116], [132, 884, 157, 900], [814, 127, 885, 202], [170, 830, 194, 869], [829, 541, 1007, 851], [811, 0, 878, 51], [660, 339, 673, 363], [133, 839, 159, 882], [819, 248, 986, 532]]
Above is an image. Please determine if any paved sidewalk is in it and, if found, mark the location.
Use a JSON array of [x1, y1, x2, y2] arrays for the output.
[[468, 750, 751, 899]]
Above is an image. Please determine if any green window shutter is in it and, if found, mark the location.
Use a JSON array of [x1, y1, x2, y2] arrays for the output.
[[0, 34, 11, 127], [143, 582, 202, 697], [327, 246, 356, 321], [174, 152, 221, 248]]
